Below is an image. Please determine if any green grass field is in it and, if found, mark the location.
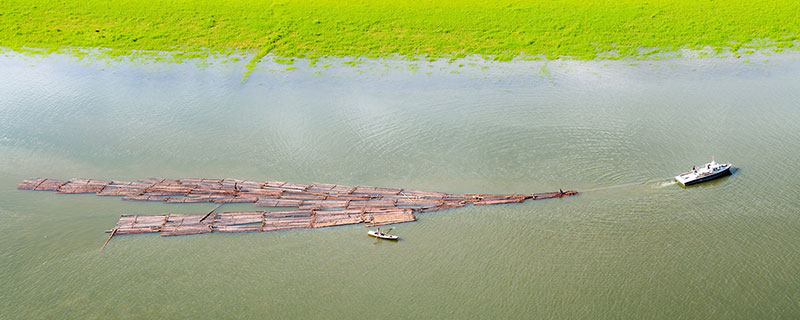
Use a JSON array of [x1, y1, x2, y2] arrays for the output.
[[3, 0, 799, 65]]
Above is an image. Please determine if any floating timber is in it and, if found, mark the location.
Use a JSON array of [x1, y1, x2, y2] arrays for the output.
[[19, 177, 578, 237], [108, 208, 419, 237]]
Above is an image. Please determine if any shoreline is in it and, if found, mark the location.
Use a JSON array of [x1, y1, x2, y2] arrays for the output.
[[3, 48, 797, 81], [4, 0, 800, 79]]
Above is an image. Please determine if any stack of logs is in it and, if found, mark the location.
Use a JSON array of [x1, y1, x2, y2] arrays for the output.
[[18, 177, 577, 237]]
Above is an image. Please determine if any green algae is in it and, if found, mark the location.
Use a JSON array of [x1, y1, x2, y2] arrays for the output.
[[3, 0, 800, 79]]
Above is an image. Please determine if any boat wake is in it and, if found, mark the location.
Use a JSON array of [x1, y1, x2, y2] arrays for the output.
[[581, 177, 674, 192], [657, 180, 677, 188]]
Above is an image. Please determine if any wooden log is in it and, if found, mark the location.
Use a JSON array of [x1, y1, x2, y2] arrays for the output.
[[138, 177, 166, 184], [216, 196, 258, 203], [531, 190, 578, 200], [279, 192, 325, 200], [312, 216, 363, 228], [305, 187, 340, 195], [188, 187, 236, 195], [215, 211, 264, 225], [161, 226, 212, 236], [310, 183, 337, 190], [215, 225, 262, 233], [346, 199, 397, 208], [418, 201, 466, 213], [221, 179, 245, 188], [264, 180, 287, 188], [312, 209, 362, 216], [17, 178, 47, 190], [199, 204, 223, 222], [264, 210, 313, 217], [167, 196, 216, 203], [100, 228, 117, 253], [36, 179, 67, 191], [122, 195, 171, 202], [261, 224, 310, 232], [473, 197, 526, 205], [261, 211, 313, 231], [365, 208, 416, 227], [97, 182, 148, 196], [178, 178, 205, 185], [237, 189, 282, 197], [330, 185, 354, 193], [443, 194, 480, 201], [396, 198, 442, 206], [147, 184, 194, 194], [255, 199, 302, 207], [351, 186, 386, 196], [280, 182, 309, 191], [114, 214, 168, 233], [88, 179, 111, 187], [299, 200, 348, 209], [55, 179, 111, 194], [161, 214, 212, 236], [476, 194, 511, 200], [261, 185, 287, 192], [373, 187, 402, 195], [400, 189, 446, 197], [322, 194, 372, 200], [17, 179, 41, 190], [237, 180, 266, 190], [114, 214, 165, 234], [114, 227, 161, 235], [56, 185, 100, 194], [195, 195, 223, 202]]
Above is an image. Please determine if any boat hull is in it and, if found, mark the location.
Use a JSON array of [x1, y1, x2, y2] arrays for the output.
[[368, 230, 398, 240], [678, 166, 732, 186]]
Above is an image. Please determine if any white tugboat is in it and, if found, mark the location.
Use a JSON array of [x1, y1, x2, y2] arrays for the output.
[[675, 158, 732, 186]]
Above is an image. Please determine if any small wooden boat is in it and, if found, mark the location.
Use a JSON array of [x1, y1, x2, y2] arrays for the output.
[[368, 228, 398, 240], [675, 158, 732, 186]]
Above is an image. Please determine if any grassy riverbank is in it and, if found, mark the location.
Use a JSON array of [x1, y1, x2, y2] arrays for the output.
[[3, 0, 799, 64]]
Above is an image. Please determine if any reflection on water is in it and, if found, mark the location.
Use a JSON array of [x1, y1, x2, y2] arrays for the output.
[[1, 53, 800, 318]]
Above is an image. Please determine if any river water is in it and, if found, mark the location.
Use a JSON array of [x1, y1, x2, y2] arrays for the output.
[[1, 53, 799, 319]]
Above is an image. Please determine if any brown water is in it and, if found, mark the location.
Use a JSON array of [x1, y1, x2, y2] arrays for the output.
[[1, 53, 800, 319]]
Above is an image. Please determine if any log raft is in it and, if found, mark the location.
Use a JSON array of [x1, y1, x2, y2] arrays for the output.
[[18, 177, 578, 237]]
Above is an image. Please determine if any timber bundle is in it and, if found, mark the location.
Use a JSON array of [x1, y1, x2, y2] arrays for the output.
[[18, 177, 577, 237]]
